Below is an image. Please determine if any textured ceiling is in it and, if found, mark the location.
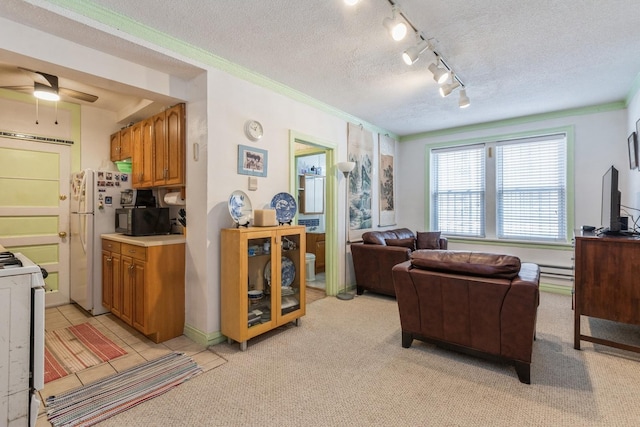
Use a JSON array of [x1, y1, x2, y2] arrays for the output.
[[2, 0, 640, 136]]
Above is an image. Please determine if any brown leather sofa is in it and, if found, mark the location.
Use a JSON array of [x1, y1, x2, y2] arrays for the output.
[[351, 228, 447, 296], [392, 250, 540, 384]]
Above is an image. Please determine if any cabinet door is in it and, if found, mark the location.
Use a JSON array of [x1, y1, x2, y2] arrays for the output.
[[120, 255, 135, 326], [120, 127, 132, 159], [111, 252, 124, 318], [109, 132, 120, 161], [133, 118, 154, 188], [277, 228, 305, 322], [164, 103, 184, 186], [316, 240, 325, 273], [152, 112, 166, 186], [101, 250, 114, 310], [132, 259, 147, 333]]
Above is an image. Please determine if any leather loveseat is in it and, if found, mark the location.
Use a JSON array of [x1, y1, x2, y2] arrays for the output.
[[350, 228, 447, 296], [392, 250, 540, 384]]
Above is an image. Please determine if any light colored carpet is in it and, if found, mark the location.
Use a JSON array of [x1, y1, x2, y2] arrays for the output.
[[97, 292, 640, 426]]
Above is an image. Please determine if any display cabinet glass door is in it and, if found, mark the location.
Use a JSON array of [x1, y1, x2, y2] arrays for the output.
[[247, 236, 273, 329], [278, 231, 302, 319]]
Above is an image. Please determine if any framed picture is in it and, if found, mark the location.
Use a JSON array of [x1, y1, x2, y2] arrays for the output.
[[628, 132, 638, 170], [237, 144, 268, 177]]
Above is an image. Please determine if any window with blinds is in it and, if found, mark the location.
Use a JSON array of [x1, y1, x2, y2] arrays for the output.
[[431, 144, 485, 237], [430, 133, 567, 242], [496, 135, 567, 241]]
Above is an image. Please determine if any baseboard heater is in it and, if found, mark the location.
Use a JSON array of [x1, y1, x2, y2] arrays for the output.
[[534, 263, 574, 282]]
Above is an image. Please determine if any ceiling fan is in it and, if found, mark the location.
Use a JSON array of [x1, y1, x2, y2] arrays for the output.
[[0, 67, 98, 103]]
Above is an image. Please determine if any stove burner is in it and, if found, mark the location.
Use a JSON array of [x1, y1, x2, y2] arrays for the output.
[[0, 251, 23, 269]]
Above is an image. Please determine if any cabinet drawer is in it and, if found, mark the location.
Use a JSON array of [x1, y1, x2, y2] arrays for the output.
[[121, 243, 146, 261], [102, 240, 121, 253]]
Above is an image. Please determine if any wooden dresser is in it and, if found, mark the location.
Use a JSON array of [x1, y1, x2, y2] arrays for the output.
[[306, 232, 325, 274]]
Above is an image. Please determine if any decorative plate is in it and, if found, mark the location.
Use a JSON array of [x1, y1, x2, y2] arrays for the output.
[[270, 192, 297, 223], [264, 256, 296, 288], [228, 190, 252, 224]]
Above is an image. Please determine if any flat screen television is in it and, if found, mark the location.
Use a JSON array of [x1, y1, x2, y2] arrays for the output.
[[601, 165, 622, 234]]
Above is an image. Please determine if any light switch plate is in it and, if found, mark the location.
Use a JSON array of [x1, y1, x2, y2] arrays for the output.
[[248, 176, 258, 191]]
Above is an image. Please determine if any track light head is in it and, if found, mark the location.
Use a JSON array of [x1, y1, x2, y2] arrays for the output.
[[383, 7, 407, 41], [428, 60, 449, 84], [439, 77, 461, 98], [344, 0, 360, 5], [458, 89, 470, 108], [402, 39, 430, 66]]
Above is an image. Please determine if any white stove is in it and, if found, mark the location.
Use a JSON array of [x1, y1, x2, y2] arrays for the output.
[[0, 251, 45, 427]]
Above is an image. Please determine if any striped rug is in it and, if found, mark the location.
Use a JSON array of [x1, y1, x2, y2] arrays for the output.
[[46, 352, 202, 427], [45, 323, 127, 383]]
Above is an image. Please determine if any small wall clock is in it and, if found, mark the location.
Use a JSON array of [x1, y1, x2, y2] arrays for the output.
[[244, 119, 263, 142]]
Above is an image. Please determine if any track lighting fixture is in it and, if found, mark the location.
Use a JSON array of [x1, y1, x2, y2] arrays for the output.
[[402, 37, 430, 66], [346, 1, 469, 105], [458, 89, 470, 108], [383, 6, 408, 41], [439, 74, 461, 98], [428, 60, 449, 84]]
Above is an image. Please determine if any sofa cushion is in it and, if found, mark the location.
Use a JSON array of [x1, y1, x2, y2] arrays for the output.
[[416, 231, 441, 249], [385, 237, 416, 250], [362, 228, 415, 245], [410, 250, 521, 279]]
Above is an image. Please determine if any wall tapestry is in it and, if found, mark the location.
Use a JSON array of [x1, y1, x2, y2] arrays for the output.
[[378, 134, 396, 227], [347, 123, 374, 241]]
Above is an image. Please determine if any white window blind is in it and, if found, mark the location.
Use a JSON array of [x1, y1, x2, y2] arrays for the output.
[[496, 135, 567, 241], [431, 144, 485, 237]]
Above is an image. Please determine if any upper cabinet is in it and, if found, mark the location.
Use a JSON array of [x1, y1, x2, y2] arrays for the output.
[[298, 174, 325, 214], [110, 126, 132, 161], [129, 103, 185, 189]]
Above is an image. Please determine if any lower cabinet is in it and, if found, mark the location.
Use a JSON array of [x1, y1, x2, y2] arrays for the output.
[[101, 238, 185, 343]]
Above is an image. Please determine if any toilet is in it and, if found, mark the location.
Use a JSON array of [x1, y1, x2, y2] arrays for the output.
[[305, 253, 316, 282]]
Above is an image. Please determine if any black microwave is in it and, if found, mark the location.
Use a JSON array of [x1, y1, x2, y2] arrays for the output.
[[115, 207, 171, 236]]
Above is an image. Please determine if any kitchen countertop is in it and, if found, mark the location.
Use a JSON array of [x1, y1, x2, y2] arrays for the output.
[[101, 233, 186, 247]]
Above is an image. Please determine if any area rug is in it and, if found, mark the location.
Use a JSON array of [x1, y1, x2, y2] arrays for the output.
[[45, 352, 202, 427], [45, 323, 127, 383]]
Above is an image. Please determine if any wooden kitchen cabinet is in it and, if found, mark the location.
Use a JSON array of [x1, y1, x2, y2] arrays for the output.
[[132, 118, 153, 188], [306, 233, 325, 274], [110, 127, 132, 161], [221, 225, 306, 351], [101, 237, 185, 343], [152, 103, 185, 187], [128, 103, 185, 188]]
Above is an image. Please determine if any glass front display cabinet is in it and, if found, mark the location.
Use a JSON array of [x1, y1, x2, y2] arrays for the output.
[[221, 225, 306, 351]]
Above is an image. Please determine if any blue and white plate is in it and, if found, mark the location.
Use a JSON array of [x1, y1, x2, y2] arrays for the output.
[[270, 192, 297, 223], [264, 256, 296, 288], [228, 190, 252, 224]]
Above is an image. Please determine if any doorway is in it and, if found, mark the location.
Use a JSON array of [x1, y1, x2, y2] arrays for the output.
[[289, 131, 338, 296]]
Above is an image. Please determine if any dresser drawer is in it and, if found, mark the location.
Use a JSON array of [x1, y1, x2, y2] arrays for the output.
[[102, 240, 121, 253], [121, 243, 147, 261]]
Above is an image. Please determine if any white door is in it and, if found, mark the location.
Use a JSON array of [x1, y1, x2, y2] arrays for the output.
[[0, 136, 71, 307]]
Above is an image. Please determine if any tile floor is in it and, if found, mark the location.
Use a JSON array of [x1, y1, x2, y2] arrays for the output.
[[36, 304, 226, 427], [307, 272, 326, 290]]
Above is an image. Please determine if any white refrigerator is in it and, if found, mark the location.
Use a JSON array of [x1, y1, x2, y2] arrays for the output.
[[70, 169, 131, 315]]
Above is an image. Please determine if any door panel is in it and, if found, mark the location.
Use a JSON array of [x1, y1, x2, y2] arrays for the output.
[[0, 137, 70, 307]]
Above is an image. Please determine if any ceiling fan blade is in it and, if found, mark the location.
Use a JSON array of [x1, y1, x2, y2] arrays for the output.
[[59, 87, 98, 103], [18, 67, 56, 87], [0, 85, 33, 94]]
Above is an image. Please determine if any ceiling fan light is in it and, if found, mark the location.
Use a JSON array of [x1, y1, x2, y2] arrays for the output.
[[458, 89, 470, 108], [33, 82, 60, 101]]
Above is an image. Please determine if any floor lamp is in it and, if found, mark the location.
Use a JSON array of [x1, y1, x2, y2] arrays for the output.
[[336, 161, 356, 300]]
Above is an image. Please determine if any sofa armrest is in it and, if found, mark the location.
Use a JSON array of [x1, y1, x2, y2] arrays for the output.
[[352, 244, 411, 296], [501, 263, 540, 363], [439, 237, 448, 250]]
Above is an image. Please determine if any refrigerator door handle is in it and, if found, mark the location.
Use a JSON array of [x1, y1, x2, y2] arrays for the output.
[[79, 213, 88, 254]]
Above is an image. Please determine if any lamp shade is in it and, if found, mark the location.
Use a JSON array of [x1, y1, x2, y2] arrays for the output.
[[337, 161, 356, 174]]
